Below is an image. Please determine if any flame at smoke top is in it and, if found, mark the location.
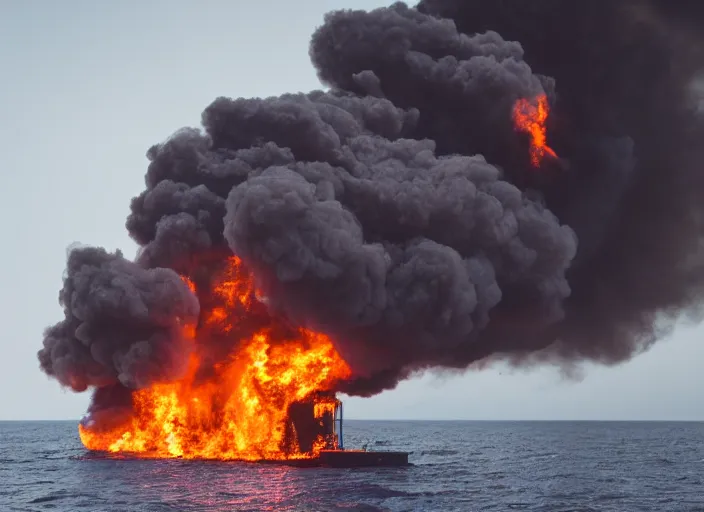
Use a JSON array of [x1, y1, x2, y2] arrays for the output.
[[38, 0, 704, 460], [513, 95, 557, 167]]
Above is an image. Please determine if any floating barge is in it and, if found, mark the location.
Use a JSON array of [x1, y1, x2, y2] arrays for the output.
[[317, 449, 409, 467], [83, 395, 410, 467], [257, 449, 410, 468], [281, 397, 410, 468]]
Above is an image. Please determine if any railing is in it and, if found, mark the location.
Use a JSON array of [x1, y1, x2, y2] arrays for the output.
[[334, 401, 344, 450]]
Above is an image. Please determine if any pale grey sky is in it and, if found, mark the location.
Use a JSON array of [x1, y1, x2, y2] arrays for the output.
[[1, 0, 701, 421]]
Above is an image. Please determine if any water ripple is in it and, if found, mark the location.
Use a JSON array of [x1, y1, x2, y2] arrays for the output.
[[1, 420, 704, 511]]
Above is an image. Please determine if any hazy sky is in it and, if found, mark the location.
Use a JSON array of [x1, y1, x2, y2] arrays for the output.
[[1, 0, 701, 421]]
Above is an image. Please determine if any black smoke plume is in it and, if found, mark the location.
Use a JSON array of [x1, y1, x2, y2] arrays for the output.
[[38, 247, 199, 391], [39, 1, 704, 401]]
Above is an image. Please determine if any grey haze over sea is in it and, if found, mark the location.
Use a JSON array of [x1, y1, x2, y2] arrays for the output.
[[1, 420, 702, 511]]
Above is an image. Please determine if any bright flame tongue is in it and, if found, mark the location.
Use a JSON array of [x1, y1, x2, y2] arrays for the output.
[[513, 94, 557, 167], [78, 257, 352, 461]]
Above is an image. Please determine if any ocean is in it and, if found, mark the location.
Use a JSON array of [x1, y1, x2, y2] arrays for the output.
[[1, 420, 702, 511]]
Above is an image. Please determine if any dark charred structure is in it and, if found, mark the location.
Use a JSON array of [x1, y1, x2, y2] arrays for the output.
[[283, 396, 411, 467], [283, 393, 339, 455], [38, 0, 704, 434]]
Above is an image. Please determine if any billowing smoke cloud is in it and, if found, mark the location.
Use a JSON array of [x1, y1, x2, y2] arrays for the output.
[[39, 0, 704, 399], [38, 247, 199, 391]]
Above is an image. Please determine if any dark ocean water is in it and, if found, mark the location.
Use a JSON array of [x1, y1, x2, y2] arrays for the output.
[[1, 420, 703, 511]]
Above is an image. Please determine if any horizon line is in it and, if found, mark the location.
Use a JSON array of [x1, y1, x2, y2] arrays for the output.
[[1, 418, 703, 423]]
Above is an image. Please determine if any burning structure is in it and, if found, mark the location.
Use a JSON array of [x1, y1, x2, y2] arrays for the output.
[[38, 0, 704, 463]]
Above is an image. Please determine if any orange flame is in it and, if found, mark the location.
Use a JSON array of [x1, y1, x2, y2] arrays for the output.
[[79, 257, 352, 461], [512, 94, 557, 167]]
